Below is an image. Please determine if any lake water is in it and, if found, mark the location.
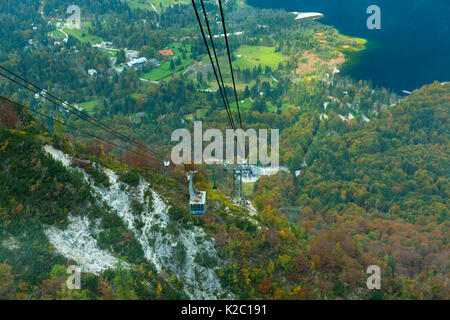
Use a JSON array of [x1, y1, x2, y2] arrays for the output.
[[247, 0, 450, 92]]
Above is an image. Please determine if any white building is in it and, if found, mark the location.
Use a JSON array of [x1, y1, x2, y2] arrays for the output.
[[101, 41, 113, 48], [126, 57, 147, 69]]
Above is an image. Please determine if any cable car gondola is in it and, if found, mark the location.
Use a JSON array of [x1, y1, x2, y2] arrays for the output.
[[188, 171, 206, 215]]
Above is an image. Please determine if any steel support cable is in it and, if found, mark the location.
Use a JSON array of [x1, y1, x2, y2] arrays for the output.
[[199, 0, 234, 122], [0, 95, 160, 162], [0, 65, 168, 161], [191, 0, 235, 130], [0, 69, 167, 161], [216, 0, 248, 164], [0, 66, 167, 160], [218, 0, 243, 130], [192, 0, 249, 167], [0, 70, 167, 161]]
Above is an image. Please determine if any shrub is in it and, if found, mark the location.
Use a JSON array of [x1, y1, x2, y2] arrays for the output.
[[119, 170, 140, 187]]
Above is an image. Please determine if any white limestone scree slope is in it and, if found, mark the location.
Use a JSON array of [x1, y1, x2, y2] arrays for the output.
[[43, 144, 231, 299]]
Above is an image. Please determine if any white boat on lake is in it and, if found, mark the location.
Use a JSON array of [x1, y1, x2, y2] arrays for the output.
[[292, 12, 324, 20]]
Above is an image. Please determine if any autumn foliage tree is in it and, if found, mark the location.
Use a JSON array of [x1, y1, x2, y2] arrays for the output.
[[0, 102, 20, 128]]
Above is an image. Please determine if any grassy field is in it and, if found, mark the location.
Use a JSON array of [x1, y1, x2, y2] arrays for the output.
[[142, 67, 173, 81], [78, 100, 99, 112], [49, 30, 66, 41], [204, 46, 284, 76], [141, 43, 193, 81], [229, 99, 253, 111], [127, 0, 151, 10], [233, 46, 284, 70], [127, 0, 189, 12], [154, 0, 190, 7], [63, 27, 103, 44], [202, 45, 284, 90], [98, 48, 117, 58]]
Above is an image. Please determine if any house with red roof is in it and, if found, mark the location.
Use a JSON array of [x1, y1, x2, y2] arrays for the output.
[[159, 49, 174, 57]]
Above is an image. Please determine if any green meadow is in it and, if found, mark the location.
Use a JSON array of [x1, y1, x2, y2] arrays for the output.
[[228, 99, 253, 111], [127, 0, 189, 12], [48, 30, 66, 41], [233, 46, 284, 69], [78, 100, 100, 112], [141, 43, 193, 81], [63, 27, 103, 44]]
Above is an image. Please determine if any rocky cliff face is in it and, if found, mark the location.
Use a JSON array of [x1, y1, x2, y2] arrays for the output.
[[43, 144, 231, 299]]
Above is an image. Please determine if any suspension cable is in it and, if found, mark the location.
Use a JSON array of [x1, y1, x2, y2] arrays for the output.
[[0, 95, 161, 162], [218, 0, 243, 130], [0, 68, 167, 161], [0, 65, 168, 161], [199, 0, 233, 121], [191, 0, 235, 130]]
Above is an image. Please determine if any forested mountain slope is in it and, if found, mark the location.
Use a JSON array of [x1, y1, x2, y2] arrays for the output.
[[253, 82, 449, 299], [0, 103, 240, 299], [1, 82, 448, 300], [0, 0, 448, 300]]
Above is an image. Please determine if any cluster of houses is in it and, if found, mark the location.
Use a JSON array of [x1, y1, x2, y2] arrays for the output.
[[92, 41, 114, 49], [87, 41, 177, 74], [33, 90, 84, 114], [125, 48, 174, 70]]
